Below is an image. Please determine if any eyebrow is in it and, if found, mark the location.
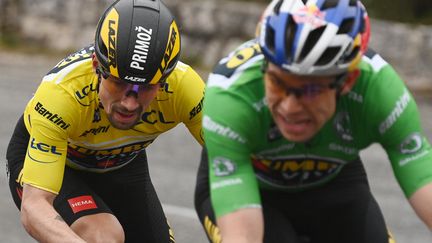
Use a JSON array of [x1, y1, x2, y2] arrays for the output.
[[266, 71, 283, 82], [266, 70, 336, 85], [107, 76, 123, 83]]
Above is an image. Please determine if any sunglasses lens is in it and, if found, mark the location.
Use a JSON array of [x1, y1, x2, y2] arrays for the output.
[[303, 85, 324, 99]]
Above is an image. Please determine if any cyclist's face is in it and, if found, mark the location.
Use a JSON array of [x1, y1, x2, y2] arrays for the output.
[[98, 74, 160, 130], [264, 63, 340, 142]]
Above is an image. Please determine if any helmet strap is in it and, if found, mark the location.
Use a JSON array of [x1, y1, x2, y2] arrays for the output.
[[261, 60, 269, 73], [95, 69, 102, 94]]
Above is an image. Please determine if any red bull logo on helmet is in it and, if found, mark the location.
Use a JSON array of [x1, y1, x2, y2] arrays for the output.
[[293, 3, 327, 29]]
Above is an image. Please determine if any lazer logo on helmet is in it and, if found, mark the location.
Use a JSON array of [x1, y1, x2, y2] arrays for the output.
[[130, 26, 153, 71], [124, 76, 146, 82], [108, 20, 117, 68], [159, 25, 178, 73]]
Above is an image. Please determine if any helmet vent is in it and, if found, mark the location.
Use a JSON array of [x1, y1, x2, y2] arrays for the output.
[[266, 26, 276, 55], [337, 18, 354, 34], [315, 46, 341, 66], [273, 0, 284, 14], [98, 37, 108, 58], [341, 46, 360, 63], [322, 0, 339, 10], [284, 16, 297, 63], [299, 26, 325, 62], [359, 17, 366, 33], [349, 0, 357, 6]]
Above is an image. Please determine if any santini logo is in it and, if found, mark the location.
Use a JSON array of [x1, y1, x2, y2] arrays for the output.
[[34, 102, 70, 130], [189, 96, 204, 120], [203, 115, 246, 143], [379, 90, 410, 134]]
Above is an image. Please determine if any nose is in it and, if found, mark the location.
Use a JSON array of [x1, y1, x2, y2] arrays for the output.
[[278, 94, 304, 114], [121, 91, 140, 111]]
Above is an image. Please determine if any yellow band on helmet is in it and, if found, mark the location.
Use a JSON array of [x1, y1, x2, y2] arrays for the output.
[[100, 8, 120, 78], [348, 34, 362, 72], [149, 20, 181, 84]]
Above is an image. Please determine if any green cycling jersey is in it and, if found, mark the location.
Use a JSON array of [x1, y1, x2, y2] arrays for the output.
[[203, 39, 432, 217]]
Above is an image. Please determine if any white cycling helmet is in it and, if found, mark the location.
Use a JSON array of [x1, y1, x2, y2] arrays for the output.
[[259, 0, 370, 76]]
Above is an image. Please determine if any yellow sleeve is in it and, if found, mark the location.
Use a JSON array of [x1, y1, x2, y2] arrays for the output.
[[174, 63, 205, 145], [22, 81, 78, 194]]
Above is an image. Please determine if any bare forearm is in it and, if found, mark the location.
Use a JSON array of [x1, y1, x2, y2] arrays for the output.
[[21, 185, 86, 243], [409, 183, 432, 230], [218, 208, 264, 243], [21, 202, 84, 242]]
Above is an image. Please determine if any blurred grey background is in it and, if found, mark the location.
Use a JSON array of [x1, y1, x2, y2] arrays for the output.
[[1, 0, 432, 92], [0, 0, 431, 242]]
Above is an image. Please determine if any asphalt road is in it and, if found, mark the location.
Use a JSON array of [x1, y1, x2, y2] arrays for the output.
[[0, 51, 431, 242]]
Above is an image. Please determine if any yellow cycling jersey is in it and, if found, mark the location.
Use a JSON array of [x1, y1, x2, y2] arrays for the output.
[[21, 46, 205, 194]]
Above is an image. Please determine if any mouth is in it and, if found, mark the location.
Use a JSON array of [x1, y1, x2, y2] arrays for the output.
[[113, 110, 139, 124], [276, 113, 312, 134]]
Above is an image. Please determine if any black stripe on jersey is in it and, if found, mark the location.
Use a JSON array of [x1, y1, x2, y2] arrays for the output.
[[213, 39, 262, 78], [364, 48, 378, 59], [47, 45, 95, 75]]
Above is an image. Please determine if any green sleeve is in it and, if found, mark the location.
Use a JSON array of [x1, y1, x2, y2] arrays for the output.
[[365, 64, 432, 197], [203, 89, 261, 218]]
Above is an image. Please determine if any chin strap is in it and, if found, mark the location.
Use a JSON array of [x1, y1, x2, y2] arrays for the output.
[[95, 69, 101, 93], [333, 73, 349, 100]]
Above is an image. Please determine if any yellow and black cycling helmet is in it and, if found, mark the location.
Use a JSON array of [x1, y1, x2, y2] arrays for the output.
[[94, 0, 181, 85]]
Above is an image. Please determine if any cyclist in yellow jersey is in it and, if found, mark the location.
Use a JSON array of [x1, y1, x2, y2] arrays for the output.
[[6, 0, 204, 242]]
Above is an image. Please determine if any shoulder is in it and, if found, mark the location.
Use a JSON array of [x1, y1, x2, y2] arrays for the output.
[[212, 39, 263, 78], [352, 49, 405, 98], [208, 39, 264, 89], [203, 41, 268, 133], [165, 61, 204, 87], [39, 46, 98, 106], [356, 49, 401, 83], [25, 46, 99, 131], [152, 61, 205, 121], [204, 40, 266, 109], [358, 49, 389, 75], [159, 61, 205, 98], [204, 39, 266, 115], [46, 45, 95, 78], [348, 49, 419, 138]]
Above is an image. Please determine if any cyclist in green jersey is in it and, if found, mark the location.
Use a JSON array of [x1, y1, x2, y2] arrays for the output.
[[194, 0, 432, 242], [6, 0, 204, 242]]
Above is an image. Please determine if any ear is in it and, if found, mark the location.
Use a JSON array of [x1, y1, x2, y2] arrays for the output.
[[92, 53, 99, 71], [340, 69, 360, 95]]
